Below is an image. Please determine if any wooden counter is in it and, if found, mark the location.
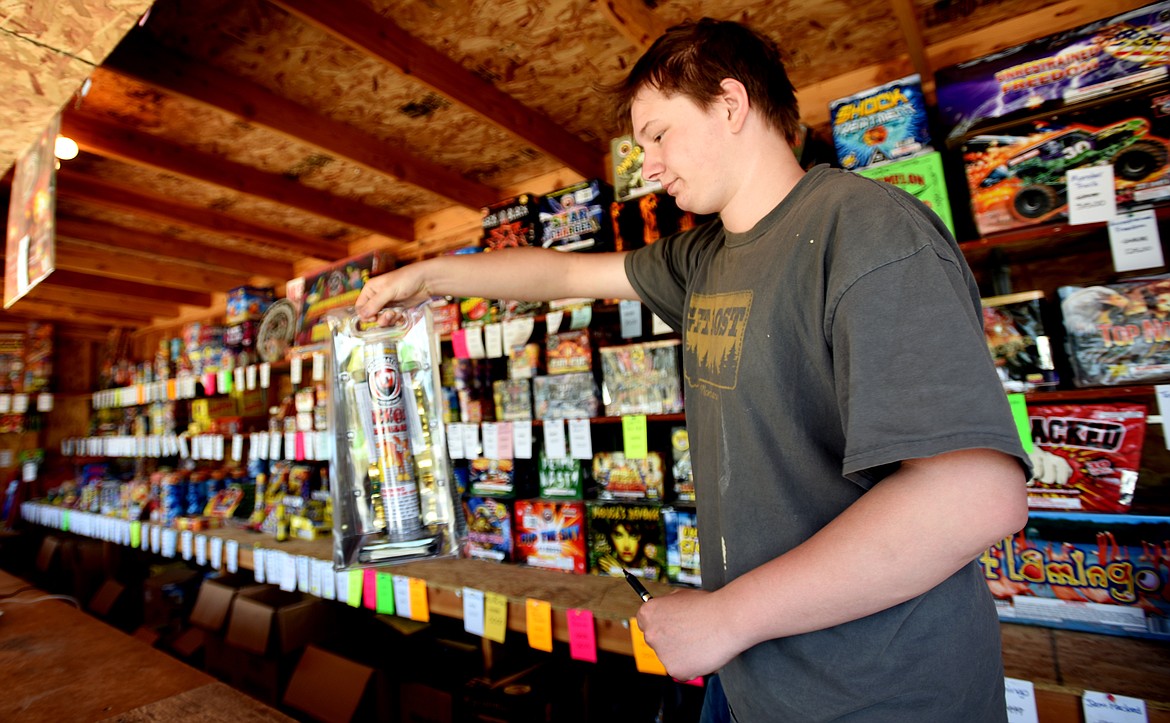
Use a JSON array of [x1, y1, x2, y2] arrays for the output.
[[0, 569, 293, 722]]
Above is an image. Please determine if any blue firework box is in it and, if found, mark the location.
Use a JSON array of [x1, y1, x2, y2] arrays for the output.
[[936, 1, 1170, 142], [980, 511, 1170, 641], [462, 496, 513, 563], [829, 74, 932, 170]]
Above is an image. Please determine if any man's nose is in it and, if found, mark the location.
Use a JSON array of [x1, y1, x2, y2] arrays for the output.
[[642, 147, 664, 181]]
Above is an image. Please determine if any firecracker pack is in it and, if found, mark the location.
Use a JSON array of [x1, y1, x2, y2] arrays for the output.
[[538, 179, 612, 252], [960, 81, 1170, 235], [586, 501, 666, 581], [463, 496, 513, 563], [532, 372, 599, 420], [980, 511, 1170, 641], [854, 151, 955, 234], [611, 135, 662, 203], [492, 379, 532, 421], [936, 2, 1170, 142], [830, 74, 932, 170], [664, 506, 701, 587], [513, 499, 586, 574], [481, 193, 541, 251], [1059, 276, 1170, 386], [1026, 403, 1146, 513], [599, 340, 683, 416], [981, 290, 1060, 393], [545, 330, 592, 375], [593, 451, 666, 502], [538, 451, 584, 499], [670, 427, 695, 502], [611, 192, 705, 252]]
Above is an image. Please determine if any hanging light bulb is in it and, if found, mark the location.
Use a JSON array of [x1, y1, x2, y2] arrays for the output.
[[54, 135, 79, 161]]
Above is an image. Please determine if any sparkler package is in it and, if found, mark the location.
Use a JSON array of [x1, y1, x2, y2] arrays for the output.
[[327, 304, 460, 569]]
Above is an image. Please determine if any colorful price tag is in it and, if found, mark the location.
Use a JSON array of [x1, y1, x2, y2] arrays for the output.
[[362, 569, 378, 610], [376, 572, 395, 615], [409, 577, 430, 622], [525, 598, 553, 652], [566, 608, 597, 663], [347, 570, 362, 608], [484, 592, 508, 644], [622, 415, 649, 459], [1006, 394, 1033, 454], [463, 587, 485, 637], [630, 618, 666, 675]]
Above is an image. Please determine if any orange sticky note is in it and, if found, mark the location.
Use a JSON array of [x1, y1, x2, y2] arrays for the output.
[[166, 379, 177, 400], [408, 577, 430, 622], [525, 599, 553, 652], [630, 618, 667, 675], [484, 592, 508, 644], [566, 608, 597, 663]]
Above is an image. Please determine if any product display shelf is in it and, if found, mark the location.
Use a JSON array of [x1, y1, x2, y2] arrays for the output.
[[202, 525, 667, 656], [1024, 386, 1156, 404], [532, 412, 686, 426], [958, 206, 1170, 260]]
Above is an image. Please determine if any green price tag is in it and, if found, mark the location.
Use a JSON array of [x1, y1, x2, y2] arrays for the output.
[[1007, 394, 1033, 455], [130, 521, 141, 548], [61, 510, 70, 532], [376, 572, 396, 615], [622, 415, 649, 459]]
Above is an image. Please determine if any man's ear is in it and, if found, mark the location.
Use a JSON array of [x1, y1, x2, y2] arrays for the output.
[[718, 78, 750, 132]]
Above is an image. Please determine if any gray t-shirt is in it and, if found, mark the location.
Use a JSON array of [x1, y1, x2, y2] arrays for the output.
[[625, 165, 1027, 722]]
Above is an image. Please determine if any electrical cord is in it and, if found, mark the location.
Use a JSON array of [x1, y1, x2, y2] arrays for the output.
[[0, 594, 81, 609], [0, 585, 36, 599]]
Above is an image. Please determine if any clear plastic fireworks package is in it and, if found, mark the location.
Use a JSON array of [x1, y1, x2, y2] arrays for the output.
[[981, 290, 1058, 393], [1059, 276, 1170, 387], [327, 304, 461, 569]]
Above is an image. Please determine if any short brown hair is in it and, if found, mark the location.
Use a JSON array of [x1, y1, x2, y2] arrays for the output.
[[609, 18, 801, 145]]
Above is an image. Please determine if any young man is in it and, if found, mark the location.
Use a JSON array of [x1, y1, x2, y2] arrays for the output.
[[357, 18, 1029, 722]]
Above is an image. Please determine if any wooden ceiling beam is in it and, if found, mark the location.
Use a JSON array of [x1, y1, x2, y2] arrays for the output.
[[56, 168, 345, 260], [54, 239, 252, 292], [269, 0, 606, 183], [47, 269, 213, 307], [597, 0, 669, 52], [26, 283, 182, 319], [101, 33, 501, 210], [2, 298, 154, 327], [886, 0, 932, 99], [60, 113, 416, 243], [55, 216, 295, 280]]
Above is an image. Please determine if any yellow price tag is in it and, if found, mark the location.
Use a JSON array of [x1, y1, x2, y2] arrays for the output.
[[622, 415, 648, 459], [484, 592, 509, 643]]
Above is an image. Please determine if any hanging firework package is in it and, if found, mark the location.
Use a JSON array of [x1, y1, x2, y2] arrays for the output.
[[327, 303, 461, 568]]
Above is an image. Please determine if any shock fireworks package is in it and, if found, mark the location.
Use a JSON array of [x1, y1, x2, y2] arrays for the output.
[[327, 304, 460, 569], [981, 291, 1059, 393], [1027, 403, 1147, 512], [830, 74, 932, 170], [513, 499, 586, 574], [1059, 276, 1170, 386], [586, 501, 665, 581]]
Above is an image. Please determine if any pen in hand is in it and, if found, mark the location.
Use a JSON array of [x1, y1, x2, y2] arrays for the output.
[[623, 567, 653, 602]]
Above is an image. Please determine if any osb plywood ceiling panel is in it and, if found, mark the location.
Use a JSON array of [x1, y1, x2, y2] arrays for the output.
[[0, 0, 1144, 333]]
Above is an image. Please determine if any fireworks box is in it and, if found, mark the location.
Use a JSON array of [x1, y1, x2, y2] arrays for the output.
[[961, 81, 1170, 235], [295, 250, 395, 346], [492, 379, 532, 421], [532, 372, 599, 420], [508, 342, 541, 380], [981, 290, 1059, 393], [586, 501, 666, 582], [538, 451, 584, 499], [226, 286, 274, 325], [936, 2, 1170, 142], [593, 451, 666, 502], [670, 426, 695, 502], [599, 339, 683, 416], [546, 329, 592, 375], [830, 74, 932, 171], [664, 506, 701, 587], [513, 499, 586, 574], [467, 458, 533, 498], [854, 151, 955, 235], [980, 511, 1170, 641], [538, 179, 612, 252], [611, 135, 662, 203], [481, 193, 541, 251], [1026, 403, 1147, 513], [463, 496, 513, 563], [611, 192, 706, 252], [1059, 275, 1170, 386]]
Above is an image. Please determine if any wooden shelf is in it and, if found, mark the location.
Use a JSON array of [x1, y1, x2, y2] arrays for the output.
[[1024, 386, 1157, 403]]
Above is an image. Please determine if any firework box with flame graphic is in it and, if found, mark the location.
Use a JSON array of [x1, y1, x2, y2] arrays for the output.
[[513, 499, 586, 574], [981, 511, 1170, 641], [1059, 276, 1170, 387], [829, 74, 932, 171], [1027, 403, 1147, 513], [936, 1, 1170, 143]]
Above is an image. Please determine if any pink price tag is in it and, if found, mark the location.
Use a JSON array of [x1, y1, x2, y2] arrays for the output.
[[203, 372, 216, 396], [295, 431, 305, 461], [363, 568, 378, 610], [566, 608, 597, 663], [451, 329, 470, 359]]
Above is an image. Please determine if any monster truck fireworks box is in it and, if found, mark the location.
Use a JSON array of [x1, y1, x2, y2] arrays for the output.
[[829, 74, 933, 171], [980, 511, 1170, 641], [935, 2, 1170, 235]]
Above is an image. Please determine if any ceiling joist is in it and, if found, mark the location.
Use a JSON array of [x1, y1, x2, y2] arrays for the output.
[[26, 283, 182, 321], [53, 239, 253, 293], [47, 269, 213, 308]]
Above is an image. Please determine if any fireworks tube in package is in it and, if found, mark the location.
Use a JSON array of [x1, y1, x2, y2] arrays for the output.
[[327, 304, 460, 568]]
